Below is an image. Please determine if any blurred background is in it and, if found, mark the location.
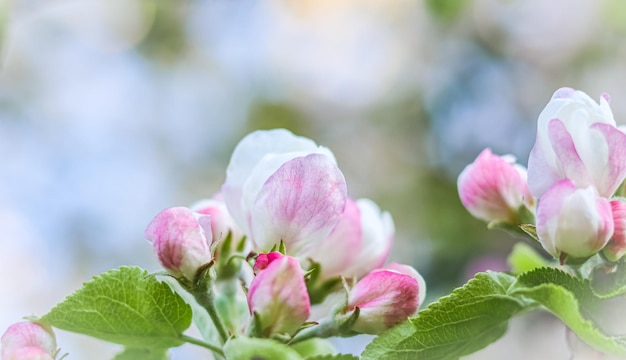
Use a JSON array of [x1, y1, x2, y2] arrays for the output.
[[2, 0, 626, 358]]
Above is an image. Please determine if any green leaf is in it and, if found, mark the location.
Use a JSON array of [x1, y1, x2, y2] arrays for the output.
[[511, 283, 626, 356], [361, 272, 530, 360], [507, 243, 551, 275], [518, 224, 539, 241], [513, 267, 626, 356], [223, 337, 302, 360], [590, 260, 626, 298], [40, 266, 192, 348], [112, 348, 169, 360], [515, 267, 596, 309]]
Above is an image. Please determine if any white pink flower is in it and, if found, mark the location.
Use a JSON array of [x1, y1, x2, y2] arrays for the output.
[[536, 179, 613, 259], [528, 87, 626, 198], [145, 207, 213, 281], [306, 198, 394, 280], [222, 129, 347, 256], [458, 148, 534, 223], [247, 253, 311, 336], [1, 322, 56, 360]]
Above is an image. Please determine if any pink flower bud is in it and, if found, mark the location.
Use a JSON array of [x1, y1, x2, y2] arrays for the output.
[[191, 192, 245, 245], [252, 251, 284, 274], [1, 322, 56, 359], [145, 207, 213, 281], [307, 198, 393, 280], [604, 199, 626, 262], [222, 129, 347, 256], [346, 265, 425, 335], [528, 88, 626, 198], [247, 255, 311, 336], [536, 180, 613, 259], [458, 148, 534, 224]]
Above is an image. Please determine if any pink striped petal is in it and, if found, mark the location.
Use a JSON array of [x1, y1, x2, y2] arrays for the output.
[[547, 118, 591, 188], [590, 123, 626, 197], [249, 154, 347, 254]]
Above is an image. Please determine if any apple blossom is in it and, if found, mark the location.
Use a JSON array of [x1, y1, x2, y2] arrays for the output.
[[306, 198, 394, 280], [222, 129, 347, 256], [536, 179, 613, 259], [345, 265, 424, 335], [603, 199, 626, 262], [248, 254, 311, 337], [145, 207, 213, 281], [458, 148, 534, 224], [528, 87, 626, 198], [1, 322, 56, 360]]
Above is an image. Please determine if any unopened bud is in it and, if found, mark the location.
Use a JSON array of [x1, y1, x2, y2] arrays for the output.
[[345, 264, 425, 335], [458, 148, 534, 224], [145, 207, 213, 282], [1, 322, 56, 359], [248, 255, 310, 336]]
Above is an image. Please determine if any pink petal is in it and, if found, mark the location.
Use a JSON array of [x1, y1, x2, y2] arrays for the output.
[[547, 118, 591, 189], [250, 154, 347, 254], [590, 123, 626, 197], [305, 198, 363, 279], [536, 179, 576, 258]]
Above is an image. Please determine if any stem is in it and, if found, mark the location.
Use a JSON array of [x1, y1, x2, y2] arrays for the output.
[[192, 286, 230, 344], [289, 318, 339, 345], [180, 334, 225, 358]]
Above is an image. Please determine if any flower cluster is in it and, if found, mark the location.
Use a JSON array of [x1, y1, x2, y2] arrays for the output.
[[143, 129, 425, 339], [458, 87, 626, 263]]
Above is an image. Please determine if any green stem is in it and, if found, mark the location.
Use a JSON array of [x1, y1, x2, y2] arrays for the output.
[[180, 334, 225, 358], [192, 286, 230, 344], [290, 319, 338, 345]]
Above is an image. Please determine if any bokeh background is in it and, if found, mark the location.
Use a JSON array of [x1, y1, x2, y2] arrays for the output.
[[2, 0, 626, 358]]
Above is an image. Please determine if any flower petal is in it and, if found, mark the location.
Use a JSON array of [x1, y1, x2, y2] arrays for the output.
[[249, 154, 347, 254]]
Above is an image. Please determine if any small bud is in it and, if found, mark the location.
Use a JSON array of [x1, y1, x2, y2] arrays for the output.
[[252, 252, 284, 274], [345, 265, 425, 335], [1, 322, 56, 359], [248, 255, 311, 337], [603, 199, 626, 262], [458, 148, 534, 224], [536, 180, 613, 259], [145, 207, 213, 282]]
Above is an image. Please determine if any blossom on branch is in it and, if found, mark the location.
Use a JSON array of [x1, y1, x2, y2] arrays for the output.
[[222, 129, 348, 256], [457, 148, 534, 224], [145, 207, 213, 282], [528, 87, 626, 199]]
